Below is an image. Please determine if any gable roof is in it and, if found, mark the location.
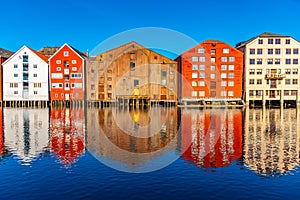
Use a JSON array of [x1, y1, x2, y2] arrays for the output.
[[98, 41, 176, 63], [2, 45, 49, 66], [236, 32, 292, 48], [0, 48, 14, 58], [48, 43, 87, 61], [29, 47, 49, 62]]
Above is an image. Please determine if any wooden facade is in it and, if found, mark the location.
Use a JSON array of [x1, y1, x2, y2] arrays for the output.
[[86, 42, 178, 106], [176, 40, 244, 106], [49, 44, 86, 103]]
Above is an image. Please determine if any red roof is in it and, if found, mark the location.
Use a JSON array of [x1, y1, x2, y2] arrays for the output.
[[29, 47, 49, 62]]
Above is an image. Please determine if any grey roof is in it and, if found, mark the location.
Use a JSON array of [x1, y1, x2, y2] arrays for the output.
[[236, 32, 291, 48], [0, 48, 13, 58]]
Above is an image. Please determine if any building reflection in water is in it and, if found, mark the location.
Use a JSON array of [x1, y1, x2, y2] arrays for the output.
[[244, 107, 300, 176], [3, 108, 49, 164], [50, 108, 85, 166], [181, 109, 243, 168], [86, 107, 180, 173], [0, 107, 3, 157]]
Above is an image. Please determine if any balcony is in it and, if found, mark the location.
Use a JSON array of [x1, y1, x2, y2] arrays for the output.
[[265, 73, 286, 79]]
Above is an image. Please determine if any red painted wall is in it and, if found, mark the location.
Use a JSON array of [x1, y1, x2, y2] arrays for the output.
[[177, 40, 243, 99], [49, 45, 85, 101]]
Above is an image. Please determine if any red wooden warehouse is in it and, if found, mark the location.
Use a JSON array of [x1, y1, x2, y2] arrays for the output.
[[176, 40, 243, 106], [49, 44, 86, 102]]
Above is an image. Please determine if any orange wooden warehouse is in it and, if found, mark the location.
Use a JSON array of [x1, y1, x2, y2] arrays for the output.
[[176, 40, 244, 106]]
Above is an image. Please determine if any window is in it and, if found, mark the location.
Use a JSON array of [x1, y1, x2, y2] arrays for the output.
[[221, 91, 227, 97], [250, 59, 255, 64], [221, 81, 227, 86], [134, 80, 139, 87], [210, 81, 216, 89], [268, 38, 273, 44], [229, 57, 235, 62], [293, 48, 299, 54], [191, 81, 197, 87], [210, 73, 216, 79], [257, 59, 262, 65], [192, 64, 198, 70], [192, 91, 197, 97], [33, 91, 38, 95], [285, 79, 291, 85], [223, 48, 229, 54], [55, 93, 58, 98], [211, 65, 216, 71], [71, 83, 83, 88], [199, 65, 205, 70], [71, 73, 82, 78], [275, 39, 281, 44], [61, 93, 64, 97], [250, 49, 255, 54], [268, 49, 273, 54], [257, 49, 263, 54], [257, 69, 262, 75], [14, 91, 18, 95], [285, 69, 291, 74], [249, 79, 255, 84], [258, 39, 263, 44], [257, 79, 262, 84], [130, 61, 135, 69], [56, 60, 61, 64], [72, 60, 77, 64], [284, 90, 290, 96], [192, 72, 198, 78], [292, 90, 297, 95], [286, 49, 291, 54], [228, 73, 234, 78], [267, 59, 273, 64], [286, 59, 291, 64], [249, 90, 254, 96], [34, 83, 42, 88], [23, 55, 28, 62], [293, 59, 298, 64], [292, 69, 298, 74], [199, 72, 205, 78], [228, 81, 234, 86], [211, 57, 216, 63], [198, 81, 205, 86], [199, 91, 205, 97], [52, 73, 63, 79], [249, 69, 255, 75], [199, 57, 206, 62], [72, 67, 77, 71], [221, 57, 227, 62], [161, 71, 167, 77], [210, 49, 216, 55], [275, 49, 281, 54], [64, 51, 69, 56], [192, 56, 198, 62], [14, 74, 18, 77], [52, 83, 63, 88], [221, 65, 227, 70], [293, 79, 298, 84], [221, 73, 227, 78], [228, 91, 234, 97], [275, 59, 280, 64], [56, 67, 61, 71], [14, 64, 18, 68], [256, 90, 262, 96], [197, 48, 205, 54], [33, 74, 37, 77], [286, 39, 291, 44]]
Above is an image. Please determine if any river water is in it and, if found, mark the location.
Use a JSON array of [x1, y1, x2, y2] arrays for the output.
[[0, 107, 299, 199]]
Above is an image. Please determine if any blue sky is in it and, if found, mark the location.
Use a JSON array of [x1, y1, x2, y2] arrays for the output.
[[1, 0, 300, 56]]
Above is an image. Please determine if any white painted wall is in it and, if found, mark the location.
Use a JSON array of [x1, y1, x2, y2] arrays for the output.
[[2, 46, 49, 101]]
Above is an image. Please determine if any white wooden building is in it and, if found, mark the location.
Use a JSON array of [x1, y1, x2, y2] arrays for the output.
[[2, 45, 49, 102]]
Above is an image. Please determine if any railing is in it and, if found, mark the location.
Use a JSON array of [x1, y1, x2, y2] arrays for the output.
[[265, 73, 286, 79]]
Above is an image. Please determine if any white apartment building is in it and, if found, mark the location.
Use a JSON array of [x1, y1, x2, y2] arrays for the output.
[[2, 46, 49, 102], [237, 33, 300, 106]]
